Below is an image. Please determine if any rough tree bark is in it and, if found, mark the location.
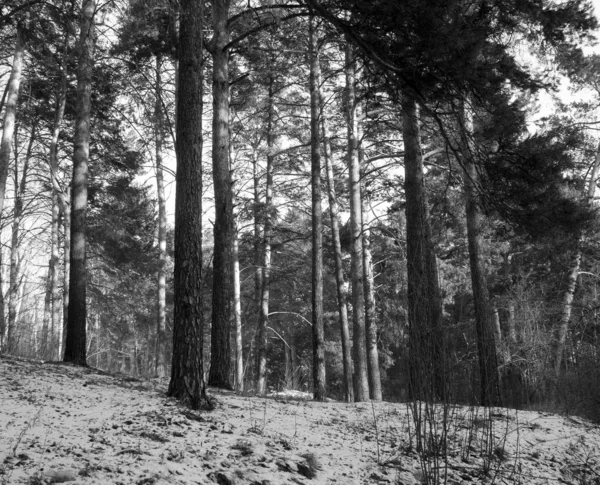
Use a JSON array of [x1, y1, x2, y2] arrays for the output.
[[319, 62, 353, 403], [459, 102, 501, 406], [309, 15, 326, 401], [167, 0, 208, 409], [209, 0, 234, 389], [64, 0, 96, 365], [402, 93, 445, 400], [345, 42, 369, 401], [154, 54, 167, 377]]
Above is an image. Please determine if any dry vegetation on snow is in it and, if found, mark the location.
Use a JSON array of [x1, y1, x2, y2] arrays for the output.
[[1, 356, 599, 485]]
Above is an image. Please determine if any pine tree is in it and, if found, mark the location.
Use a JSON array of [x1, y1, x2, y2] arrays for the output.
[[167, 0, 208, 408], [63, 0, 97, 366]]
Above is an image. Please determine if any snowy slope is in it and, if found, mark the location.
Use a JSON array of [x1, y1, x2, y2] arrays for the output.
[[1, 356, 599, 484]]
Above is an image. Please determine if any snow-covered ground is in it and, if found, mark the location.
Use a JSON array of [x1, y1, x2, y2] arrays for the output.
[[1, 356, 599, 484]]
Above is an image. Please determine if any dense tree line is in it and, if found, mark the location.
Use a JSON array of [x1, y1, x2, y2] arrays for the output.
[[1, 0, 600, 422]]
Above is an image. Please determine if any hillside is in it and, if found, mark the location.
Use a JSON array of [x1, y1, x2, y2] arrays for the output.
[[1, 356, 599, 485]]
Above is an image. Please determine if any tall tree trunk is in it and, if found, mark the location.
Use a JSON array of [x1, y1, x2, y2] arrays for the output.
[[319, 63, 353, 403], [459, 103, 501, 406], [6, 122, 35, 354], [252, 150, 262, 387], [256, 76, 275, 396], [345, 42, 369, 401], [209, 0, 234, 389], [49, 193, 63, 360], [362, 192, 382, 400], [402, 93, 445, 401], [64, 0, 96, 366], [309, 15, 326, 401], [552, 143, 600, 374], [0, 26, 25, 352], [167, 0, 207, 409], [49, 54, 68, 361], [233, 220, 244, 391], [0, 24, 25, 222], [154, 54, 167, 377], [61, 191, 70, 359]]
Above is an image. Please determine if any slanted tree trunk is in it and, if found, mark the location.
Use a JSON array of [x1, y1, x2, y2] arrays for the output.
[[63, 0, 96, 365], [0, 24, 25, 221], [459, 102, 501, 406], [361, 191, 382, 400], [552, 143, 600, 374], [0, 25, 25, 352], [256, 75, 275, 396], [345, 42, 369, 401], [0, 82, 9, 115], [209, 0, 234, 389], [154, 54, 167, 377], [309, 15, 326, 401], [319, 63, 353, 403], [6, 122, 35, 354], [402, 93, 445, 401], [167, 0, 208, 409]]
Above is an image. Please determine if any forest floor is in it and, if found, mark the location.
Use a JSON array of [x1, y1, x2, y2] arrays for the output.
[[1, 356, 599, 485]]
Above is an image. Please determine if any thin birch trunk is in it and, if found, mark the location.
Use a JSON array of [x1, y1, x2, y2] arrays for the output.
[[256, 76, 275, 396], [154, 54, 167, 377], [361, 192, 382, 400], [233, 221, 243, 391]]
